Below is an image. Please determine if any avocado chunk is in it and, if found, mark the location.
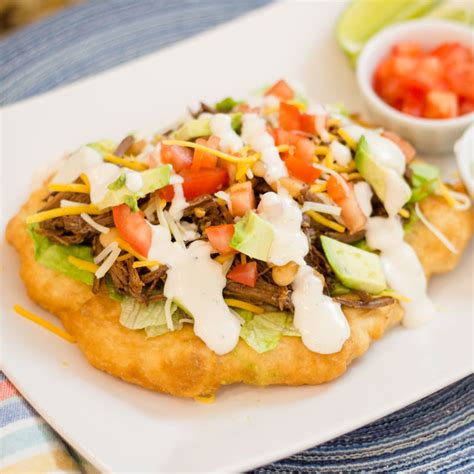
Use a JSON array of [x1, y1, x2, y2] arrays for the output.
[[355, 135, 411, 216], [321, 235, 386, 294], [173, 118, 212, 141], [230, 211, 274, 261]]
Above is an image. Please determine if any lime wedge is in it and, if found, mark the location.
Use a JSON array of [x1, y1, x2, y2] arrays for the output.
[[336, 0, 439, 65], [426, 0, 474, 24]]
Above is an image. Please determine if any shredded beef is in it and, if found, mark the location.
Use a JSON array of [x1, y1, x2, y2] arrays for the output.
[[114, 135, 134, 157], [333, 295, 395, 308], [224, 280, 293, 311], [40, 191, 90, 211]]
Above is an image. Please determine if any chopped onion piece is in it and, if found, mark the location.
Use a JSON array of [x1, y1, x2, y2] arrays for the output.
[[95, 245, 121, 278], [301, 201, 341, 216], [80, 212, 110, 234], [450, 190, 472, 211], [165, 298, 174, 331], [60, 199, 84, 207], [415, 203, 457, 254]]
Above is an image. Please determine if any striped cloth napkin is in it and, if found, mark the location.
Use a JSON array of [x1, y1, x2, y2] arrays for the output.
[[0, 372, 83, 473]]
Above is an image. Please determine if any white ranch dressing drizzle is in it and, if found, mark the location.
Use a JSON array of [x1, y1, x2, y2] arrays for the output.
[[168, 175, 187, 221], [86, 163, 121, 203], [257, 191, 308, 266], [344, 124, 409, 216], [148, 224, 241, 355], [365, 216, 435, 328], [124, 170, 143, 192], [292, 265, 350, 354], [330, 141, 352, 166], [210, 113, 243, 153], [242, 113, 288, 185], [257, 190, 350, 354], [52, 146, 102, 184]]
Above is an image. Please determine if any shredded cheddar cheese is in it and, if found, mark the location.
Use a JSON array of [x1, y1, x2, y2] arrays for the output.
[[117, 253, 133, 261], [48, 183, 89, 193], [322, 150, 334, 168], [314, 146, 329, 156], [437, 181, 457, 208], [332, 162, 357, 173], [162, 139, 259, 165], [347, 172, 362, 181], [214, 254, 233, 264], [306, 210, 346, 233], [310, 182, 327, 193], [327, 118, 341, 128], [67, 256, 99, 273], [26, 205, 102, 224], [132, 260, 161, 268], [115, 237, 148, 262], [224, 299, 264, 314], [398, 208, 410, 218], [104, 153, 148, 171], [338, 129, 357, 150], [13, 304, 76, 343], [80, 173, 90, 187]]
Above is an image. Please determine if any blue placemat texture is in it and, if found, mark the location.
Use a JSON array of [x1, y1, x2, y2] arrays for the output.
[[1, 1, 473, 472]]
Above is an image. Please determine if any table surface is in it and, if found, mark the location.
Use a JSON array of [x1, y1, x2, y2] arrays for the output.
[[1, 1, 473, 472]]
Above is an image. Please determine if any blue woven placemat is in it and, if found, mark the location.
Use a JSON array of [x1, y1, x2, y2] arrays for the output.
[[1, 1, 473, 472]]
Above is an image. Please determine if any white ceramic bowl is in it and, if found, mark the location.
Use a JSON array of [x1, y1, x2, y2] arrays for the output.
[[357, 19, 474, 155]]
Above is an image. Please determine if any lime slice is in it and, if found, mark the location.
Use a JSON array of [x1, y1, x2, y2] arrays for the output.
[[426, 0, 474, 24], [336, 0, 439, 65]]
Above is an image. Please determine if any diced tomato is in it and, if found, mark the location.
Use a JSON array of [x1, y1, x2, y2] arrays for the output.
[[229, 181, 255, 217], [432, 42, 473, 67], [161, 144, 193, 172], [446, 62, 474, 100], [327, 175, 348, 203], [374, 40, 473, 119], [279, 102, 301, 131], [382, 131, 416, 162], [339, 188, 367, 234], [460, 97, 474, 115], [112, 204, 152, 257], [192, 136, 219, 171], [300, 113, 316, 133], [205, 224, 235, 255], [274, 128, 300, 146], [265, 79, 294, 101], [424, 91, 458, 119], [180, 168, 229, 200], [392, 42, 423, 57], [285, 154, 320, 184], [227, 261, 258, 287], [295, 138, 316, 162], [159, 185, 175, 201]]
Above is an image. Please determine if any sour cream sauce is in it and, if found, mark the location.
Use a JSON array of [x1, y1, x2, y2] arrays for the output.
[[52, 146, 103, 184], [148, 224, 241, 355], [242, 113, 288, 184], [168, 174, 188, 221], [257, 190, 350, 354], [210, 113, 243, 153], [366, 216, 436, 328]]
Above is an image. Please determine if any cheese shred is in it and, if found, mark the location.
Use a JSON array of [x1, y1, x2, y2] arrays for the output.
[[132, 260, 161, 268], [68, 256, 99, 273], [48, 183, 89, 193], [224, 299, 265, 314], [306, 210, 346, 233], [104, 153, 148, 171], [26, 205, 102, 224], [162, 139, 258, 164], [13, 304, 76, 343]]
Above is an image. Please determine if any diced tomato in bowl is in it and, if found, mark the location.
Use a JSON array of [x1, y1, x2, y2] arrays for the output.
[[373, 40, 474, 119]]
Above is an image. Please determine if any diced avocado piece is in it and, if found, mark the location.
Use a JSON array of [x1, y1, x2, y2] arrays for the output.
[[230, 211, 274, 261], [321, 235, 386, 294], [174, 118, 212, 141], [408, 162, 440, 203], [96, 165, 170, 210], [355, 135, 411, 216]]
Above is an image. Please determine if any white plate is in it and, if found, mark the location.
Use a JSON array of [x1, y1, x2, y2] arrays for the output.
[[1, 2, 473, 472]]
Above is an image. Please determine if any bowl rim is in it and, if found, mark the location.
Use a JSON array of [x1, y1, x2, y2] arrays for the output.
[[356, 18, 474, 129]]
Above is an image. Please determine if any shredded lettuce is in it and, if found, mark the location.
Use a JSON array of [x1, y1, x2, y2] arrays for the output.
[[215, 97, 239, 113], [409, 162, 440, 203], [236, 309, 299, 353], [28, 226, 94, 285], [119, 297, 184, 337]]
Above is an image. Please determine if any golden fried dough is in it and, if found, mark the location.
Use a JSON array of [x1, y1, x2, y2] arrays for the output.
[[6, 186, 473, 398]]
